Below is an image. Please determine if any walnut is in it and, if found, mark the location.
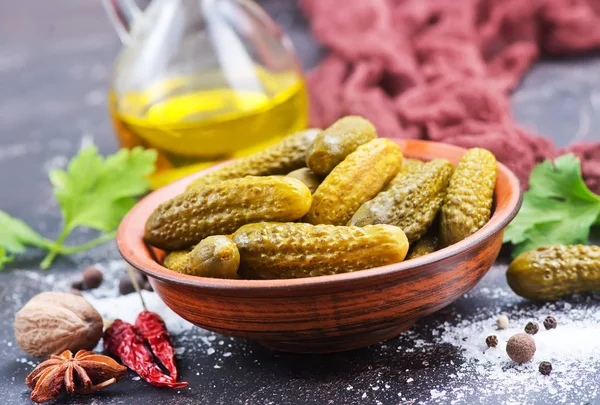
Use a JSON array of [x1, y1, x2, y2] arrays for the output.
[[14, 292, 103, 358]]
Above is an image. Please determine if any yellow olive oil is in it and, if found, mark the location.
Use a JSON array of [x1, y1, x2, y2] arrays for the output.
[[110, 71, 308, 188]]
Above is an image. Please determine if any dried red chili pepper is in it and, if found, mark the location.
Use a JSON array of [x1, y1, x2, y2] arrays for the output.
[[135, 310, 179, 380], [103, 320, 187, 389]]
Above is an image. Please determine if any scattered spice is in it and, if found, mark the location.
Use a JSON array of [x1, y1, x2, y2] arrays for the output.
[[119, 272, 146, 295], [485, 335, 498, 348], [539, 361, 553, 376], [544, 316, 558, 330], [70, 280, 84, 291], [525, 321, 539, 335], [104, 319, 187, 388], [135, 310, 180, 380], [497, 315, 509, 330], [506, 333, 536, 363], [25, 349, 126, 403], [82, 265, 103, 289]]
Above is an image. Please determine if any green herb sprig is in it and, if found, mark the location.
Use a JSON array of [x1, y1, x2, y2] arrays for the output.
[[0, 145, 156, 270], [504, 154, 600, 257]]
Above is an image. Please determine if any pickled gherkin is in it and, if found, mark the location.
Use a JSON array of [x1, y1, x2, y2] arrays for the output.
[[187, 129, 320, 189], [305, 138, 402, 226], [349, 159, 453, 243], [188, 236, 240, 279], [306, 116, 377, 176], [162, 237, 240, 279], [232, 222, 409, 279], [407, 232, 439, 259], [145, 176, 312, 250], [439, 148, 497, 247], [382, 158, 426, 191], [286, 167, 321, 193], [507, 244, 600, 301], [163, 250, 191, 274], [399, 158, 426, 174]]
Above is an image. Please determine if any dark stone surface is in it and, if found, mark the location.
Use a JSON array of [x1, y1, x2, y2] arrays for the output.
[[1, 1, 599, 404]]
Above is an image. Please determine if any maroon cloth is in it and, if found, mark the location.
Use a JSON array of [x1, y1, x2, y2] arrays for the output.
[[301, 0, 600, 192]]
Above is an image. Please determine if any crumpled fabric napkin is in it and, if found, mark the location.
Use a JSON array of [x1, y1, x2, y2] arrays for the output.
[[301, 0, 600, 192]]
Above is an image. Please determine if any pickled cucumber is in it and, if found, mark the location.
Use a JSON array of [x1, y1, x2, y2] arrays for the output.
[[400, 158, 426, 174], [145, 176, 312, 250], [407, 232, 439, 259], [507, 245, 600, 301], [232, 222, 409, 279], [187, 129, 320, 189], [306, 116, 377, 175], [188, 236, 240, 279], [163, 250, 191, 274], [286, 168, 321, 193], [304, 138, 402, 226], [349, 159, 453, 243], [439, 148, 497, 247], [162, 237, 240, 279]]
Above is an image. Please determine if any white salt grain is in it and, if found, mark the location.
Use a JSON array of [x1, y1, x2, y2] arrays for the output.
[[85, 290, 194, 335], [496, 315, 509, 329], [421, 299, 600, 404]]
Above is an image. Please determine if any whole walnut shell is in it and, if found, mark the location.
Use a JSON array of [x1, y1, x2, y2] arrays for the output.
[[14, 292, 103, 357]]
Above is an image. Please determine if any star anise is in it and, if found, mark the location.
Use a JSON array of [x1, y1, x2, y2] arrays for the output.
[[25, 349, 127, 403]]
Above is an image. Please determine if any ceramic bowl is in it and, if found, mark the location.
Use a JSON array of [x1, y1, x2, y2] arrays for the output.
[[117, 140, 522, 353]]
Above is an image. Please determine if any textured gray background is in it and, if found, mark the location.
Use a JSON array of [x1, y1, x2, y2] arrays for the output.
[[1, 1, 600, 404]]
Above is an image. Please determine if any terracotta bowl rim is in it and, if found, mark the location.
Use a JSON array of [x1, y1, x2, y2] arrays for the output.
[[117, 139, 523, 292]]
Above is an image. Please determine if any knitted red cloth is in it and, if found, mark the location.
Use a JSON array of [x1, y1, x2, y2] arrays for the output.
[[301, 0, 600, 192]]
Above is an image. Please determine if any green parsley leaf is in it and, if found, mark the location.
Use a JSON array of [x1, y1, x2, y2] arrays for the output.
[[50, 146, 156, 232], [40, 145, 157, 268], [529, 154, 600, 204], [0, 145, 156, 271], [0, 210, 49, 254], [0, 247, 14, 267], [504, 154, 600, 257]]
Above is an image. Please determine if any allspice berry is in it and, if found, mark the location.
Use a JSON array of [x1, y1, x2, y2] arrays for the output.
[[485, 335, 498, 348], [497, 315, 509, 329], [506, 333, 536, 363], [82, 265, 104, 289], [543, 316, 557, 330], [71, 280, 84, 291], [524, 321, 539, 335], [539, 361, 552, 375], [118, 272, 146, 295]]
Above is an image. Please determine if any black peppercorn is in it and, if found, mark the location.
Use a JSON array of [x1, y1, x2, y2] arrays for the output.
[[543, 316, 557, 330], [539, 361, 552, 375], [82, 265, 104, 289], [485, 335, 498, 348], [118, 272, 146, 295], [71, 280, 84, 291], [525, 321, 539, 335]]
